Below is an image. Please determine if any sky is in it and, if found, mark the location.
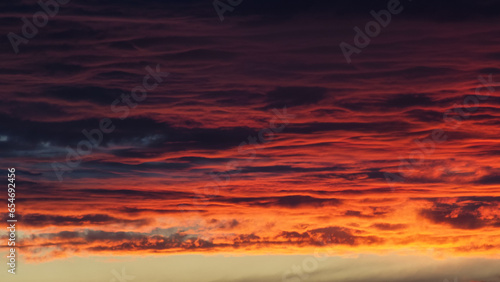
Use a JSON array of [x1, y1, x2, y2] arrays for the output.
[[0, 0, 500, 281]]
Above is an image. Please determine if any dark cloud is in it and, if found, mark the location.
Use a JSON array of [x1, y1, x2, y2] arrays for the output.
[[419, 202, 500, 230], [117, 207, 207, 214], [229, 165, 344, 174], [233, 234, 261, 244], [404, 109, 445, 123], [68, 189, 195, 200], [44, 86, 125, 105], [278, 231, 310, 240], [263, 87, 327, 109], [197, 90, 263, 106], [476, 173, 500, 185], [277, 226, 383, 246], [344, 210, 385, 218], [338, 93, 437, 112], [0, 114, 262, 162], [18, 213, 151, 227], [286, 121, 413, 134], [384, 94, 435, 108], [217, 219, 240, 229], [3, 0, 500, 22], [370, 223, 407, 231], [222, 195, 341, 208]]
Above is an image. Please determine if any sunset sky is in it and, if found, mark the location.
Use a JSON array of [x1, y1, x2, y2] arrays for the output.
[[1, 0, 500, 281]]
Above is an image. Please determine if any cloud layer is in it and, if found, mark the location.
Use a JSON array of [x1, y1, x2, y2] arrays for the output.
[[0, 1, 499, 277]]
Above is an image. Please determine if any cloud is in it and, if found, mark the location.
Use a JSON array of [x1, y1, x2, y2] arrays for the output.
[[370, 223, 408, 231], [220, 195, 341, 208], [263, 86, 328, 109], [15, 213, 151, 227], [419, 201, 500, 230], [1, 0, 499, 268]]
